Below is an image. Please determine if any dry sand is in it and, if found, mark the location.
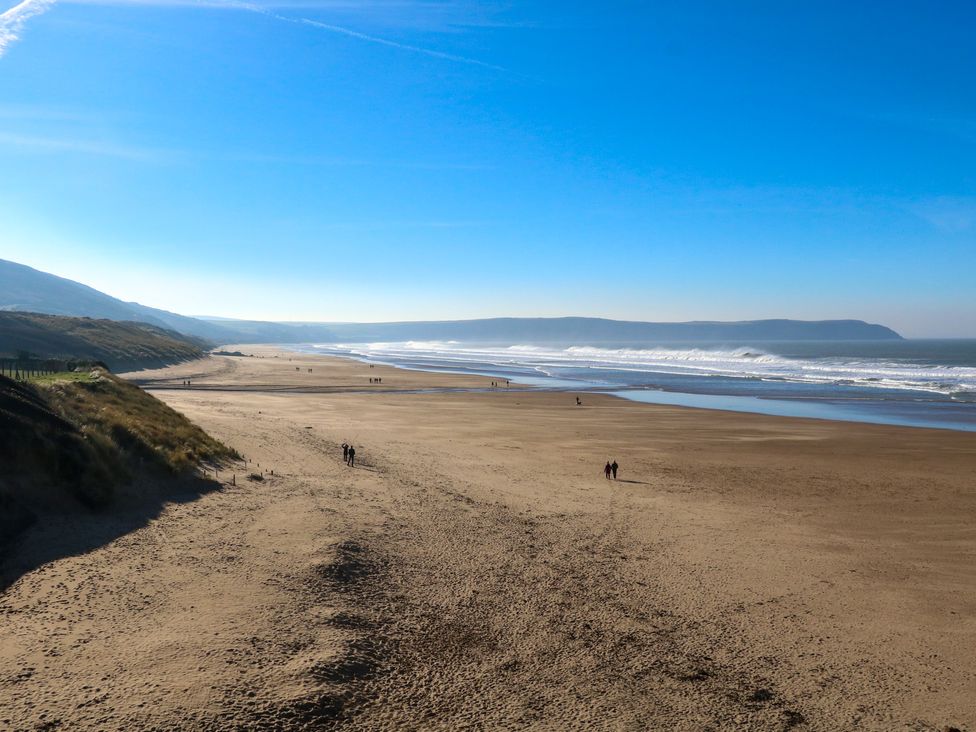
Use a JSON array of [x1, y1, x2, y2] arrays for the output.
[[2, 346, 975, 731]]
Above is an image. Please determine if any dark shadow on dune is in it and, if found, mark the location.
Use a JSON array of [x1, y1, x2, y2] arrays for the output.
[[0, 475, 221, 593], [615, 479, 648, 485], [1, 369, 236, 593]]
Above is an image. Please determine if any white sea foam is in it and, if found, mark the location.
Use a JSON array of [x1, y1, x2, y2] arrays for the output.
[[315, 342, 976, 396]]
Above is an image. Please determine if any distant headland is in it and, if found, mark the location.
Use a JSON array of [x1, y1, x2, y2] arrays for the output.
[[0, 259, 902, 344]]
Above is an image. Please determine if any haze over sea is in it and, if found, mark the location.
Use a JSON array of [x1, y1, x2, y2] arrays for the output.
[[300, 339, 976, 432]]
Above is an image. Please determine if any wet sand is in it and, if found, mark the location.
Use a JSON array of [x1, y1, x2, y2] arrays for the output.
[[2, 347, 974, 730]]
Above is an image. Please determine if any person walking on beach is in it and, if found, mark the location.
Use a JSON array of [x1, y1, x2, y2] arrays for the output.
[[347, 446, 356, 467], [611, 460, 618, 480], [604, 461, 612, 480], [342, 443, 349, 462]]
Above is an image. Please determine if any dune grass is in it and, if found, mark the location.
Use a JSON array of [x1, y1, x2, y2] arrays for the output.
[[51, 370, 239, 475], [1, 369, 238, 516], [26, 371, 95, 385]]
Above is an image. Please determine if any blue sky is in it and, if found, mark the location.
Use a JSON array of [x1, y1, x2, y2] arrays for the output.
[[0, 1, 973, 336]]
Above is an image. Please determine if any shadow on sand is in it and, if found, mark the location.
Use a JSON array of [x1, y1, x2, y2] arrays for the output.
[[0, 475, 221, 593], [615, 479, 648, 485]]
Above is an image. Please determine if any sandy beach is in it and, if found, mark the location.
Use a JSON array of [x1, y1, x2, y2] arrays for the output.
[[2, 346, 975, 731]]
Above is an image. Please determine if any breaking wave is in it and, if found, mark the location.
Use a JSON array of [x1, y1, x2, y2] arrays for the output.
[[311, 341, 976, 397]]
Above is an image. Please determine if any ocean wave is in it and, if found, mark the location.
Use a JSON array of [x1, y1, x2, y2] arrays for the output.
[[313, 342, 976, 397]]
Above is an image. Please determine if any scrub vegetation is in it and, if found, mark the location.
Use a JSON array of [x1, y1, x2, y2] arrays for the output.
[[0, 369, 237, 550]]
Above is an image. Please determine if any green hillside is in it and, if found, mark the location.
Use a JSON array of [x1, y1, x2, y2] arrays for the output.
[[0, 311, 207, 371]]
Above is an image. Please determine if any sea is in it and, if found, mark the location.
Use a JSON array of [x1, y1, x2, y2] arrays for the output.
[[294, 340, 976, 433]]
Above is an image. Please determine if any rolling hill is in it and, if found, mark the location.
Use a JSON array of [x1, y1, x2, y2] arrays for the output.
[[1, 258, 903, 344], [297, 316, 904, 342], [0, 311, 206, 371], [0, 258, 235, 342]]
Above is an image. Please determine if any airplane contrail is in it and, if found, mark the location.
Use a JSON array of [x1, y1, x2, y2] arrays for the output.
[[224, 0, 505, 72], [293, 16, 506, 72]]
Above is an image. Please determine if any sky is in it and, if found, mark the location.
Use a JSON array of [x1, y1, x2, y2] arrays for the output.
[[0, 1, 974, 336]]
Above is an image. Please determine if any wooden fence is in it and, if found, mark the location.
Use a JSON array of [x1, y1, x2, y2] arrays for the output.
[[0, 357, 96, 380]]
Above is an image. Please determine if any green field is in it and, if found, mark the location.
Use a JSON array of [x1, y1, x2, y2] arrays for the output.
[[24, 371, 96, 384]]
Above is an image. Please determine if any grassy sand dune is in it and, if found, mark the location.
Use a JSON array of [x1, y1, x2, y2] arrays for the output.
[[0, 369, 237, 588], [1, 349, 974, 730]]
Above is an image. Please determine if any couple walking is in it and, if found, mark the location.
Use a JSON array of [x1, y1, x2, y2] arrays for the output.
[[341, 442, 356, 467], [603, 460, 619, 480]]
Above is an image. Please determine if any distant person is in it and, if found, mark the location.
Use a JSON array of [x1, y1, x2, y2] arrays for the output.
[[604, 461, 612, 480], [342, 443, 349, 462], [348, 446, 356, 467], [576, 396, 582, 406], [611, 460, 618, 480]]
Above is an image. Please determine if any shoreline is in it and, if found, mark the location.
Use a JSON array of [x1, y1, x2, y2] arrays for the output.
[[272, 343, 976, 434]]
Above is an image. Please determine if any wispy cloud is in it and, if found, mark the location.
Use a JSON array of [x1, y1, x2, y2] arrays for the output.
[[0, 102, 100, 121], [2, 0, 507, 70], [0, 128, 491, 169], [320, 219, 491, 231], [870, 111, 976, 147], [0, 130, 174, 160], [61, 0, 523, 32], [912, 196, 976, 233], [0, 0, 55, 57], [219, 150, 493, 169]]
